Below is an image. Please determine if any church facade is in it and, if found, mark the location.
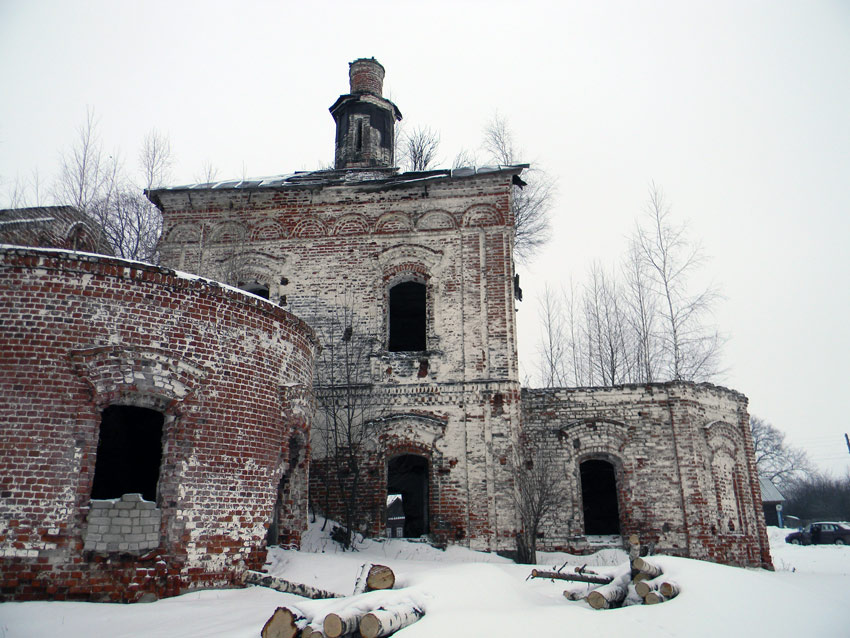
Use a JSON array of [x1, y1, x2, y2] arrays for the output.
[[0, 57, 770, 604], [149, 58, 770, 568]]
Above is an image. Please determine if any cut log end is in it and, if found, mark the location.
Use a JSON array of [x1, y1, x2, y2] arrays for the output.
[[261, 607, 301, 638], [366, 564, 396, 591], [660, 581, 680, 598], [644, 591, 666, 605], [359, 613, 381, 638], [323, 613, 343, 638]]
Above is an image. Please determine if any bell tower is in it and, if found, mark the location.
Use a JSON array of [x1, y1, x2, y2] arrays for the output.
[[330, 58, 402, 170]]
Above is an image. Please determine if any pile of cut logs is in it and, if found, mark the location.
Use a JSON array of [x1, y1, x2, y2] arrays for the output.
[[250, 563, 424, 638], [529, 535, 680, 609]]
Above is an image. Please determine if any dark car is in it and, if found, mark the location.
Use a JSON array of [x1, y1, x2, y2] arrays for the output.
[[785, 522, 850, 545]]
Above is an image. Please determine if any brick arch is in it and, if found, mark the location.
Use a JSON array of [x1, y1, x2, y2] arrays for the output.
[[462, 204, 503, 228], [704, 420, 746, 534], [250, 220, 285, 241], [371, 412, 448, 451], [377, 243, 444, 277], [375, 211, 413, 234], [209, 220, 247, 243], [163, 223, 200, 243], [704, 420, 741, 456], [70, 346, 210, 410], [416, 209, 457, 231], [332, 213, 369, 236], [558, 417, 631, 455], [65, 221, 98, 252], [292, 216, 327, 238]]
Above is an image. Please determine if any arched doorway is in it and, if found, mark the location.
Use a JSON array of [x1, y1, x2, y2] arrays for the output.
[[386, 454, 429, 537], [580, 459, 620, 535]]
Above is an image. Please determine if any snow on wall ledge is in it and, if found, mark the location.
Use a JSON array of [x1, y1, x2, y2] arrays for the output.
[[0, 246, 317, 602]]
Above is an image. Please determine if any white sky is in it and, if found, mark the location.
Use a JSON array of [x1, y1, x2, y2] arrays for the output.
[[2, 1, 848, 476]]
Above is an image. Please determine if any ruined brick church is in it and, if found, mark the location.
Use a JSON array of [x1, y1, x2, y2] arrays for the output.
[[0, 58, 770, 602]]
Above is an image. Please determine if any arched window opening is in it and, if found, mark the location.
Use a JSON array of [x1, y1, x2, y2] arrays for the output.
[[388, 281, 426, 352], [241, 281, 270, 300], [580, 459, 620, 535], [386, 454, 429, 537], [91, 405, 164, 502]]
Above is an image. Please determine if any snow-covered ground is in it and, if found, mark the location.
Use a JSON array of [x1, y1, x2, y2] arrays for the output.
[[2, 523, 849, 637]]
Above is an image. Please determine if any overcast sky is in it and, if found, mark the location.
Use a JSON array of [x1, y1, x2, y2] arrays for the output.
[[2, 1, 848, 476]]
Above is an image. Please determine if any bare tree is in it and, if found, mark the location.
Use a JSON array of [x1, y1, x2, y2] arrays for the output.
[[536, 284, 568, 388], [54, 107, 114, 213], [140, 129, 172, 190], [51, 111, 169, 262], [632, 183, 723, 381], [514, 440, 569, 564], [583, 263, 633, 385], [622, 240, 660, 383], [452, 147, 478, 169], [89, 189, 162, 262], [312, 295, 382, 549], [195, 161, 220, 184], [400, 126, 440, 172], [750, 416, 814, 491], [783, 472, 850, 521], [482, 115, 553, 263]]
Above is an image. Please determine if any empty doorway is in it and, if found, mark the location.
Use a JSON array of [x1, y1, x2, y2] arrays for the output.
[[580, 459, 620, 535], [386, 454, 429, 537]]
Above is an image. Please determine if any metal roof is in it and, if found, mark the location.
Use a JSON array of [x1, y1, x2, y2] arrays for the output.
[[759, 477, 785, 502], [146, 165, 529, 196]]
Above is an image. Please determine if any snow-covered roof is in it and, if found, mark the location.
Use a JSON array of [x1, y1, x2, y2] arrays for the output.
[[759, 477, 785, 502]]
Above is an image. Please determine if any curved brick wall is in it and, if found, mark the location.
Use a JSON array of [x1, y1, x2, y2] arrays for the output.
[[522, 382, 772, 569], [0, 247, 316, 601]]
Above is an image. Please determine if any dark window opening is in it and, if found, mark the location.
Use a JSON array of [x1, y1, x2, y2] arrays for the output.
[[241, 281, 270, 300], [580, 459, 620, 535], [91, 405, 164, 502], [388, 281, 426, 352], [387, 454, 429, 537]]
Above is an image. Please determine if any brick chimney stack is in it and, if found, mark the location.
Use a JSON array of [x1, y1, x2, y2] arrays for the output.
[[349, 58, 385, 96], [330, 58, 402, 170]]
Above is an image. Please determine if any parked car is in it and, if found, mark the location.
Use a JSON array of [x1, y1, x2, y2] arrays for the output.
[[785, 522, 850, 545]]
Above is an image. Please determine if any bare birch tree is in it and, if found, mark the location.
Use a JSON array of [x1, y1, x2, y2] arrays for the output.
[[632, 183, 723, 381], [483, 115, 553, 263], [536, 284, 568, 388], [51, 111, 168, 262]]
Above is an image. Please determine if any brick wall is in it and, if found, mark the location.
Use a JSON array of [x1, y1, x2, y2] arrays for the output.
[[522, 382, 771, 568], [153, 170, 524, 553], [0, 247, 316, 601]]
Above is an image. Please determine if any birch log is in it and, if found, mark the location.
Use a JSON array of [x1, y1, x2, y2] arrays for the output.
[[632, 557, 663, 578], [586, 581, 628, 610], [366, 564, 396, 591], [353, 563, 372, 595], [660, 581, 680, 599], [634, 577, 661, 598], [244, 570, 342, 599], [359, 603, 425, 638], [301, 623, 325, 638], [323, 609, 365, 638], [260, 607, 303, 638], [644, 591, 666, 605]]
